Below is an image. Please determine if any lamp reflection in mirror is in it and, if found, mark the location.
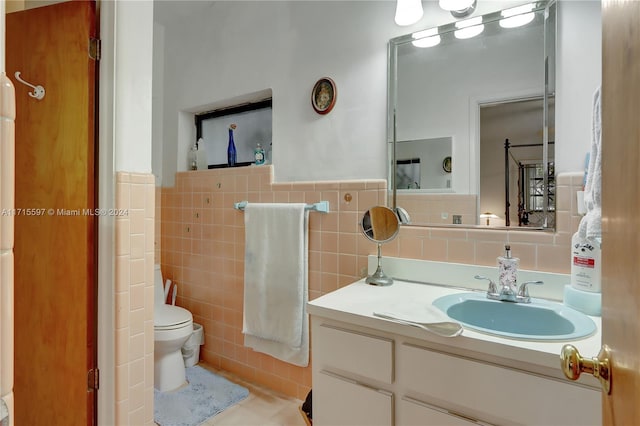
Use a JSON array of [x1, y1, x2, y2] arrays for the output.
[[412, 28, 441, 48], [395, 0, 423, 26], [454, 16, 484, 39], [500, 3, 535, 28], [480, 212, 500, 226]]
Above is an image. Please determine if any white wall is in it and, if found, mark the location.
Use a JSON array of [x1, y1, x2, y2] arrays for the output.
[[153, 0, 601, 187], [556, 0, 602, 174], [114, 0, 153, 173], [152, 21, 164, 185]]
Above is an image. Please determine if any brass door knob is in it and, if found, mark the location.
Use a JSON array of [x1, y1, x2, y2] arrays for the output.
[[560, 344, 611, 394]]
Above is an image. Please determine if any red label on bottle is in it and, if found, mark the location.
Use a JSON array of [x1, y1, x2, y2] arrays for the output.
[[573, 256, 595, 268]]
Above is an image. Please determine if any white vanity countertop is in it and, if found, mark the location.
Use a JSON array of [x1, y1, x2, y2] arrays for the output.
[[308, 278, 602, 381]]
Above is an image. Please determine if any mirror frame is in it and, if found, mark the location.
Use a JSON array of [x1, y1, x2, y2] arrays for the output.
[[387, 0, 556, 230]]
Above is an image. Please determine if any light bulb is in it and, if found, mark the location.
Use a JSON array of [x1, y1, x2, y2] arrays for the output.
[[395, 0, 424, 26]]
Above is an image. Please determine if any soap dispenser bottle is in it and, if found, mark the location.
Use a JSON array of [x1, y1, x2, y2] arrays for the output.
[[498, 244, 519, 293]]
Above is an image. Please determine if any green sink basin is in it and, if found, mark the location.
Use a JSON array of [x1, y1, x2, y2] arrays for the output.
[[432, 292, 596, 341]]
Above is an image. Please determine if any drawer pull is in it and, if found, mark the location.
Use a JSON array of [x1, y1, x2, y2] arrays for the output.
[[402, 396, 494, 425]]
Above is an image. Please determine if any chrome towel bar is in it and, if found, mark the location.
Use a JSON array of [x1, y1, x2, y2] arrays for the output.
[[233, 200, 330, 213]]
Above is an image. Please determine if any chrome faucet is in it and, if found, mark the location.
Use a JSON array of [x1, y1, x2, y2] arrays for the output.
[[474, 275, 543, 303], [516, 280, 544, 303]]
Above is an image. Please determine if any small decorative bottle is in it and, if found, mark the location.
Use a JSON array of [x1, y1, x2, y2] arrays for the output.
[[188, 142, 198, 170], [498, 244, 519, 292], [227, 124, 237, 167], [254, 142, 265, 165]]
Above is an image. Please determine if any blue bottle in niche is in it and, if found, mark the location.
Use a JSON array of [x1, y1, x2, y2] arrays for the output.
[[227, 124, 237, 167]]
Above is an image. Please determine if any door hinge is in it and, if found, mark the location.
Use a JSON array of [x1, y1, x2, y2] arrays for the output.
[[89, 37, 101, 61], [88, 368, 99, 390]]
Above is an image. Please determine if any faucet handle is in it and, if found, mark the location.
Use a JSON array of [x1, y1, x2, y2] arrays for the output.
[[517, 280, 544, 303], [474, 275, 498, 296]]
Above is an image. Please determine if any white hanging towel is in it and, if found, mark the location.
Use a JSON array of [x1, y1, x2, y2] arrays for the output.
[[579, 86, 602, 241], [242, 203, 309, 367]]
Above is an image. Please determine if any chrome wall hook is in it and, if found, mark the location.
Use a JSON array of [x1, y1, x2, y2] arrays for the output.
[[14, 71, 45, 100]]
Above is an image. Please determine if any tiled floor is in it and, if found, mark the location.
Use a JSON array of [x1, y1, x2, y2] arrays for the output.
[[198, 364, 309, 426]]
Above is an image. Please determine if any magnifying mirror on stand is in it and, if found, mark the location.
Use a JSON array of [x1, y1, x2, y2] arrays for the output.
[[361, 206, 401, 286]]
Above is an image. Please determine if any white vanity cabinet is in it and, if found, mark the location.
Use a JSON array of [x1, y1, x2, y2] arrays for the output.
[[311, 317, 602, 426]]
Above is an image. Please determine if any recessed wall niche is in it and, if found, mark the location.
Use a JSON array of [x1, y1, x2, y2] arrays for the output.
[[195, 98, 272, 168]]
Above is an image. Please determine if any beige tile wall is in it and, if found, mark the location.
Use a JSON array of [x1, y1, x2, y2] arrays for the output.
[[155, 187, 161, 264], [115, 172, 156, 426], [396, 192, 477, 225], [159, 166, 583, 400], [160, 166, 385, 400]]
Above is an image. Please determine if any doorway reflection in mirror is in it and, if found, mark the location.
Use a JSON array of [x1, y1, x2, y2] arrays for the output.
[[480, 98, 555, 229]]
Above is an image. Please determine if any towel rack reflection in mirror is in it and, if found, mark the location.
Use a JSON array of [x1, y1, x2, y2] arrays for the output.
[[233, 200, 330, 213]]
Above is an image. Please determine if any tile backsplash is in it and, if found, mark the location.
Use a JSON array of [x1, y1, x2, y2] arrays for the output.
[[159, 166, 583, 399], [396, 192, 477, 225]]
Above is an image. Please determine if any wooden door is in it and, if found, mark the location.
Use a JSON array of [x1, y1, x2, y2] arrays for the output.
[[601, 0, 640, 424], [6, 1, 97, 425]]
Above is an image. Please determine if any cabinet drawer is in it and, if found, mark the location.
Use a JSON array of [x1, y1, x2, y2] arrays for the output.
[[315, 370, 393, 426], [398, 396, 492, 426], [398, 343, 601, 426], [315, 324, 393, 384]]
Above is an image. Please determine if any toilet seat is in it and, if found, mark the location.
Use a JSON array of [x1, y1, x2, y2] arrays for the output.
[[155, 305, 192, 330]]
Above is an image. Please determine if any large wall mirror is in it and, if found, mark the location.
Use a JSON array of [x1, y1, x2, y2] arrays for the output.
[[388, 0, 556, 229]]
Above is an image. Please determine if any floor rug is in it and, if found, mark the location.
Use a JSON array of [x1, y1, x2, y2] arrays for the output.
[[154, 365, 250, 426]]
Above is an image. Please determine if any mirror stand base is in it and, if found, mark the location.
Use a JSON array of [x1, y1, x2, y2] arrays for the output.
[[366, 265, 394, 286]]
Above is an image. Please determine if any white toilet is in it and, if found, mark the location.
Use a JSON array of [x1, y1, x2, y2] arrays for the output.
[[154, 264, 193, 392]]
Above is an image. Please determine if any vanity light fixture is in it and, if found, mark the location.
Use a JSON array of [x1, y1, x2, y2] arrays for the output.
[[395, 0, 423, 26], [412, 28, 441, 48], [454, 16, 484, 39], [499, 3, 536, 28], [439, 0, 477, 18], [480, 212, 500, 226]]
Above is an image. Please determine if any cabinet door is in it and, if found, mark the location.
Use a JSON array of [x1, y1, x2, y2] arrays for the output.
[[398, 397, 493, 426], [314, 371, 393, 426], [315, 324, 394, 384]]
